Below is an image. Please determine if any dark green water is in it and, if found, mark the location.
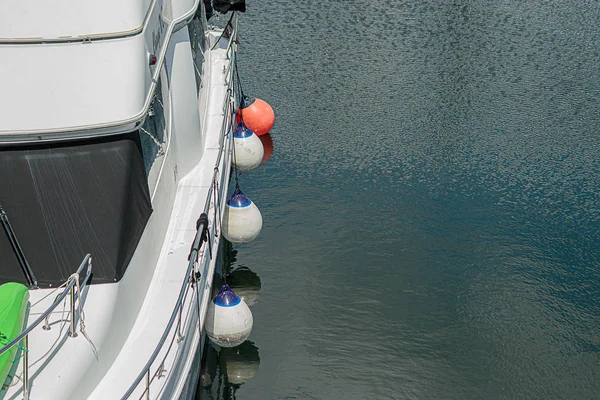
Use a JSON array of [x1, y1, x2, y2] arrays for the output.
[[200, 1, 600, 399]]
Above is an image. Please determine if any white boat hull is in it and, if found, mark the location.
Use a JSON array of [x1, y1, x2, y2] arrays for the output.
[[0, 9, 238, 400]]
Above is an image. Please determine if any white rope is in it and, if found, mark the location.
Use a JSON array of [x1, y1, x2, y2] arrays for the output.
[[155, 96, 164, 109], [72, 273, 98, 360], [139, 126, 165, 151], [29, 280, 69, 308]]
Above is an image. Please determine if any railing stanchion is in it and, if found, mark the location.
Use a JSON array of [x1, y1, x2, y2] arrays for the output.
[[22, 334, 29, 400], [145, 370, 151, 400], [42, 316, 51, 331], [69, 280, 78, 338], [0, 254, 91, 398]]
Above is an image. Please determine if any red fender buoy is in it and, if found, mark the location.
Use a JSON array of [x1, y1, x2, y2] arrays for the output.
[[237, 96, 274, 136]]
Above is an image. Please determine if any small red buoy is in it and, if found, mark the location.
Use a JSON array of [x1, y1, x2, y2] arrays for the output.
[[259, 133, 273, 163], [238, 96, 274, 136]]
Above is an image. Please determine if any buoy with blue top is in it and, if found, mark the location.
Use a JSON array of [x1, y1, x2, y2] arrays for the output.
[[233, 122, 263, 172], [206, 285, 253, 348], [222, 188, 262, 244]]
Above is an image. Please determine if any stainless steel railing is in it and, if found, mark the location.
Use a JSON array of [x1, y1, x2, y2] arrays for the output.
[[121, 15, 238, 400], [0, 254, 93, 400]]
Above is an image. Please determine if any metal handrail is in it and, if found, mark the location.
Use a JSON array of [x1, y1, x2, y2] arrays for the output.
[[0, 254, 92, 356], [0, 253, 92, 400], [121, 15, 238, 400]]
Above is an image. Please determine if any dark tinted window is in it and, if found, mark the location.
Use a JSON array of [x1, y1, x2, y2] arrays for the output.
[[0, 133, 152, 287]]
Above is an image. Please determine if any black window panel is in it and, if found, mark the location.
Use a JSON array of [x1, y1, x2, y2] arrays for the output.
[[0, 133, 152, 287]]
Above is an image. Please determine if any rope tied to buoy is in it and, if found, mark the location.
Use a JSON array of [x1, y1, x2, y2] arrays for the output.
[[234, 54, 245, 100], [232, 55, 275, 136], [231, 55, 244, 188], [231, 134, 241, 189], [211, 12, 236, 50]]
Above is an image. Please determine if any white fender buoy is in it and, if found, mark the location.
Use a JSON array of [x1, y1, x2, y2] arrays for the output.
[[221, 340, 260, 386], [228, 267, 261, 307], [232, 122, 263, 172], [222, 188, 263, 244], [206, 285, 253, 348]]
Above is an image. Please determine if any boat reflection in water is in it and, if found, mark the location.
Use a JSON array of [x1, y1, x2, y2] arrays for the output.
[[226, 266, 261, 307], [198, 339, 260, 399], [218, 240, 262, 308]]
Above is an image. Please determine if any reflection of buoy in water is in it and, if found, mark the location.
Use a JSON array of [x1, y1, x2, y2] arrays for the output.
[[222, 188, 263, 244], [237, 96, 275, 136], [258, 133, 273, 164], [206, 285, 253, 348], [233, 122, 263, 172], [220, 340, 260, 386], [228, 266, 261, 307]]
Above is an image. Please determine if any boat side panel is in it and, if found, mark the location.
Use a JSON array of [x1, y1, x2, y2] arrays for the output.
[[84, 28, 214, 400], [166, 27, 206, 179]]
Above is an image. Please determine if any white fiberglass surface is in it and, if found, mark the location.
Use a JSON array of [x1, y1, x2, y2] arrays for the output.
[[4, 284, 120, 400], [0, 35, 150, 135], [0, 0, 149, 40]]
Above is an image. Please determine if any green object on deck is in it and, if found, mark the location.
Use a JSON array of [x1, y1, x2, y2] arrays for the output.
[[0, 283, 29, 386]]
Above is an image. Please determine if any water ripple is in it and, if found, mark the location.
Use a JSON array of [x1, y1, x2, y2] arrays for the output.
[[214, 1, 600, 399]]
